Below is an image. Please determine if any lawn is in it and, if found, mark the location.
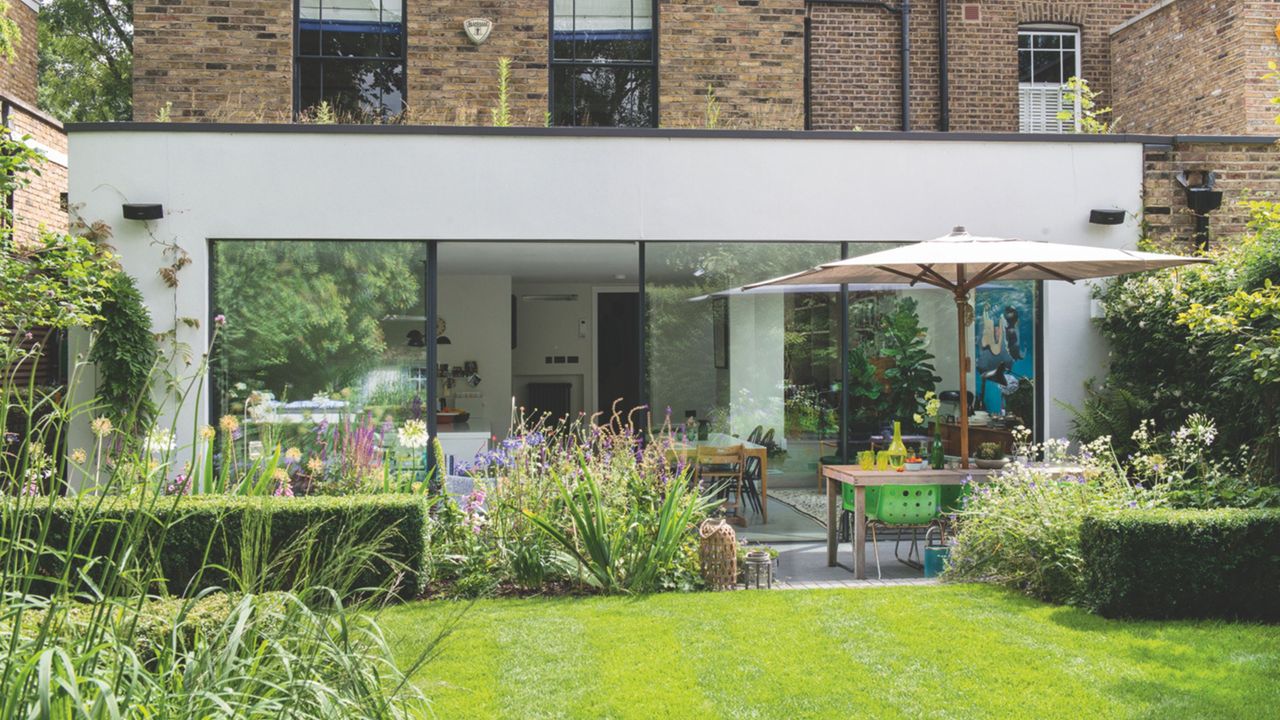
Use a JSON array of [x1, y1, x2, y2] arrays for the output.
[[382, 584, 1280, 719]]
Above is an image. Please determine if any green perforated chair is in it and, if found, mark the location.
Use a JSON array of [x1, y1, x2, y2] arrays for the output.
[[843, 482, 942, 579]]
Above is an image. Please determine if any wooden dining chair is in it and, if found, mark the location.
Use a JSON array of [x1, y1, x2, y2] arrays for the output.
[[696, 445, 746, 526]]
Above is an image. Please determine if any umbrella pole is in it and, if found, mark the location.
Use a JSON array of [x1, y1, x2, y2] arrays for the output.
[[955, 290, 970, 469]]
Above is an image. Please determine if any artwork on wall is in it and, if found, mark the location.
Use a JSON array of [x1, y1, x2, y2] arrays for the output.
[[973, 282, 1036, 421], [712, 296, 729, 369]]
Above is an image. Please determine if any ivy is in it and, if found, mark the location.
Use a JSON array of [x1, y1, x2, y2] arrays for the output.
[[89, 271, 158, 430]]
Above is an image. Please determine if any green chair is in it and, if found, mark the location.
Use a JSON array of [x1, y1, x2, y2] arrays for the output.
[[843, 482, 942, 579]]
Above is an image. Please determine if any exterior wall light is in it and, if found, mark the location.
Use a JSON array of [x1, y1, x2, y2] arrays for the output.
[[1176, 171, 1222, 252], [122, 203, 163, 220], [1089, 209, 1125, 225]]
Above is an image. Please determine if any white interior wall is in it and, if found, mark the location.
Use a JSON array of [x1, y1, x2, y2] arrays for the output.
[[66, 129, 1143, 455], [437, 275, 512, 435], [511, 283, 594, 417], [728, 294, 785, 438]]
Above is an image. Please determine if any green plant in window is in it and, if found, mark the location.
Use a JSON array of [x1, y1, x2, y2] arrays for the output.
[[879, 297, 941, 429]]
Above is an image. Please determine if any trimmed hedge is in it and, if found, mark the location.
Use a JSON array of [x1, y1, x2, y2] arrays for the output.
[[1081, 509, 1280, 621], [8, 494, 430, 600]]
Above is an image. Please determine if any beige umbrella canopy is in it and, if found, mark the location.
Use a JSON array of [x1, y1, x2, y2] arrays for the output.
[[747, 227, 1208, 467]]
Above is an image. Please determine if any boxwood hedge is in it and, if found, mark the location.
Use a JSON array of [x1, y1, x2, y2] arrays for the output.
[[1081, 509, 1280, 621], [7, 494, 430, 600]]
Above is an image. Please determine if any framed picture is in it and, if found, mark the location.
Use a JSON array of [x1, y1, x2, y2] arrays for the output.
[[712, 296, 729, 369]]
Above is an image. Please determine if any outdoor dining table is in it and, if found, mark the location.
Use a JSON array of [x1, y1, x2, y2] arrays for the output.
[[671, 433, 770, 523], [821, 465, 994, 579]]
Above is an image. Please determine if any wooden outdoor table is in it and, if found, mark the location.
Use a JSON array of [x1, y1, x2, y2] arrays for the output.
[[821, 466, 993, 579], [671, 433, 769, 523]]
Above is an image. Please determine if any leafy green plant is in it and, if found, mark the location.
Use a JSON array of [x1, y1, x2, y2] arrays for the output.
[[948, 434, 1165, 604], [879, 298, 941, 428], [1057, 76, 1112, 134], [976, 442, 1004, 460], [523, 458, 710, 594], [1082, 200, 1280, 483], [89, 271, 158, 432], [491, 57, 512, 127]]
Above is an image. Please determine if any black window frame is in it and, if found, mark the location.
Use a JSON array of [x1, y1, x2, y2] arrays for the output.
[[548, 0, 660, 128], [293, 0, 409, 121]]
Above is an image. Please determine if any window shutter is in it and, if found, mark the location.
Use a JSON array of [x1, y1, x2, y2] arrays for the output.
[[1019, 85, 1072, 134]]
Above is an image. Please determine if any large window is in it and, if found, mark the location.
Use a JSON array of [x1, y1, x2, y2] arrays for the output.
[[211, 241, 428, 449], [552, 0, 657, 127], [1018, 25, 1080, 133], [297, 0, 406, 120]]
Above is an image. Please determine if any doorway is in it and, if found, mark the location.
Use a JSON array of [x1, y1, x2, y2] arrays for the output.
[[596, 291, 640, 415]]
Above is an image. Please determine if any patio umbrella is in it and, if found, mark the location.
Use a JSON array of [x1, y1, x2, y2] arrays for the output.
[[745, 227, 1208, 467]]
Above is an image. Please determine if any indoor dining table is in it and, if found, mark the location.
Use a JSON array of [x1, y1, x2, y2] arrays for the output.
[[671, 433, 770, 523], [821, 465, 993, 579]]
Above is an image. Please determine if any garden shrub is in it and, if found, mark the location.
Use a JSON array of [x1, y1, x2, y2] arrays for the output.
[[1081, 508, 1280, 621], [1081, 202, 1280, 496], [947, 436, 1164, 605], [12, 494, 430, 599]]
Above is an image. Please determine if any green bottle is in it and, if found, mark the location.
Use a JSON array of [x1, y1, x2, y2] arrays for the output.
[[930, 418, 946, 470], [887, 420, 908, 469]]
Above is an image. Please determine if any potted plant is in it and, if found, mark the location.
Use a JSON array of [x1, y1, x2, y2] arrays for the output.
[[975, 442, 1007, 469]]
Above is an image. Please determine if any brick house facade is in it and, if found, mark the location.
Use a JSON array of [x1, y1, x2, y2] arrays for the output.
[[126, 0, 1280, 247], [1, 0, 68, 242], [2, 0, 70, 387]]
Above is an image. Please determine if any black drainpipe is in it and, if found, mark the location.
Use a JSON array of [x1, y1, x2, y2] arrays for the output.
[[803, 13, 812, 130], [938, 0, 949, 131], [804, 0, 911, 132], [899, 0, 911, 130]]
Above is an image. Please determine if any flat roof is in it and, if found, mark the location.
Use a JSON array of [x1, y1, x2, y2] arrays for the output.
[[63, 122, 1280, 146]]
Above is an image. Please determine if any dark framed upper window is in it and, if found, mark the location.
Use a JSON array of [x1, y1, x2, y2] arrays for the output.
[[551, 0, 657, 127], [296, 0, 406, 121], [1017, 25, 1079, 86]]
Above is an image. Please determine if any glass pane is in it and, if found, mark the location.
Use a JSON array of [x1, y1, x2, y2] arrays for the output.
[[845, 274, 1038, 461], [1032, 50, 1063, 84], [554, 0, 576, 60], [1062, 33, 1075, 49], [1062, 48, 1077, 81], [300, 27, 321, 56], [552, 65, 654, 127], [436, 242, 640, 454], [211, 241, 429, 457], [1018, 48, 1031, 83], [645, 243, 842, 481], [321, 27, 382, 57], [298, 57, 324, 109], [1017, 33, 1030, 49], [1032, 33, 1061, 50], [314, 59, 405, 119]]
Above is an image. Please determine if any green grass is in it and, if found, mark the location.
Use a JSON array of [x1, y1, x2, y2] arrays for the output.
[[382, 584, 1280, 719]]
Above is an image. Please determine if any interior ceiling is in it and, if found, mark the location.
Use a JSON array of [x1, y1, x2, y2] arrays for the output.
[[438, 242, 645, 283]]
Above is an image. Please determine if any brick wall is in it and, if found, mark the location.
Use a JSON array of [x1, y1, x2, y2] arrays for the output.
[[9, 104, 68, 241], [1143, 139, 1280, 246], [133, 0, 292, 122], [406, 0, 548, 125], [0, 0, 68, 247], [659, 0, 806, 129], [810, 1, 1145, 132], [1238, 0, 1279, 133], [0, 0, 38, 107], [1111, 0, 1251, 134]]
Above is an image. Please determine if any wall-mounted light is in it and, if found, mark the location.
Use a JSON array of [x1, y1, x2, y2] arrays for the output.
[[1089, 209, 1125, 225], [1176, 170, 1223, 251], [122, 203, 163, 221]]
